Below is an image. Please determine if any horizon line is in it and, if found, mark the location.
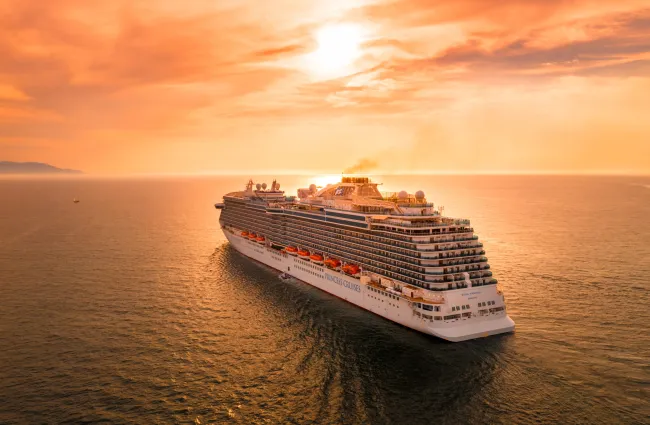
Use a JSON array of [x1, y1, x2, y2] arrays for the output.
[[1, 169, 649, 178]]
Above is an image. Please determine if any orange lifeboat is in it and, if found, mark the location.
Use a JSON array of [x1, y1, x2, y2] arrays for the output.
[[248, 233, 257, 239], [310, 253, 324, 264], [285, 246, 298, 255], [256, 236, 265, 243], [241, 231, 249, 237], [297, 249, 310, 259], [324, 258, 341, 269], [342, 264, 361, 276]]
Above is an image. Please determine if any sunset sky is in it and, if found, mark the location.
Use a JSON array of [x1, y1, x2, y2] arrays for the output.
[[1, 0, 649, 174]]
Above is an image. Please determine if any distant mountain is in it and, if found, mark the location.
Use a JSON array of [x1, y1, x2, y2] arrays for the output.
[[0, 161, 83, 174]]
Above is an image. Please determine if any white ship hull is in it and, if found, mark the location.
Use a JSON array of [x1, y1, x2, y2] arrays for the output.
[[223, 228, 515, 342]]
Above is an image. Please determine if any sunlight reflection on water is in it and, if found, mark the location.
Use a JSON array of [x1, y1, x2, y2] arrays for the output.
[[0, 175, 648, 424]]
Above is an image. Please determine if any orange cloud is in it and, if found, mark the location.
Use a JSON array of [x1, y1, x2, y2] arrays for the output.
[[0, 0, 648, 174]]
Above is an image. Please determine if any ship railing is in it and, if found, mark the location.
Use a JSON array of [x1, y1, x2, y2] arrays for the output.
[[396, 202, 435, 208], [283, 221, 489, 271], [278, 221, 489, 273], [284, 229, 491, 283], [369, 219, 471, 228], [279, 211, 477, 244], [281, 217, 482, 256], [370, 229, 476, 244], [440, 242, 483, 250], [223, 212, 492, 283], [370, 217, 470, 226], [285, 230, 493, 290]]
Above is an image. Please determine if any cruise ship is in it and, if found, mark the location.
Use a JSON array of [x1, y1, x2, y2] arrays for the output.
[[215, 177, 515, 342]]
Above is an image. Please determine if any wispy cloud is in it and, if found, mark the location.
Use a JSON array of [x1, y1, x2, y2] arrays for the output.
[[0, 0, 648, 173]]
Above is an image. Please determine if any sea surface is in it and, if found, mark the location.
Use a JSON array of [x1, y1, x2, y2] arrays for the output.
[[0, 175, 649, 424]]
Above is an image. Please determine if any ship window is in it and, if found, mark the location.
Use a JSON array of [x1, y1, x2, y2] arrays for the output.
[[417, 303, 421, 308]]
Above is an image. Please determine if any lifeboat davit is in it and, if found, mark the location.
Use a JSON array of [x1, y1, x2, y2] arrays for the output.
[[310, 253, 324, 264], [324, 258, 341, 269], [256, 236, 265, 243], [297, 249, 310, 259], [285, 246, 298, 255], [241, 231, 249, 237], [342, 264, 361, 277]]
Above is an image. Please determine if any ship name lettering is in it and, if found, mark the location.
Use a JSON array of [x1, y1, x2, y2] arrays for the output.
[[325, 274, 361, 293]]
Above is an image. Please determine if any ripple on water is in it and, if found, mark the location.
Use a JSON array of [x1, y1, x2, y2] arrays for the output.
[[1, 176, 649, 424]]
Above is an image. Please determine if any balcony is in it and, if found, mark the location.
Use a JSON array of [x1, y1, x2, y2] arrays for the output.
[[370, 218, 470, 228]]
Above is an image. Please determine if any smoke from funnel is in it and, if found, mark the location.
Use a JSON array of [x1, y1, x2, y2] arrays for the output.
[[343, 158, 378, 174]]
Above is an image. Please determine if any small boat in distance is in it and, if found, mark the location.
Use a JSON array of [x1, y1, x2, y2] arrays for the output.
[[279, 272, 292, 280], [73, 198, 80, 203]]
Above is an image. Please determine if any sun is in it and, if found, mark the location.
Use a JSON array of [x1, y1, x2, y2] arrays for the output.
[[310, 174, 341, 188], [308, 24, 364, 78]]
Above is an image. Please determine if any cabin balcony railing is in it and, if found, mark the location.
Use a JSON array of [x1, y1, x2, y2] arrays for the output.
[[396, 202, 435, 208], [434, 250, 486, 260], [222, 215, 495, 287], [369, 218, 470, 227], [283, 220, 487, 267], [372, 229, 475, 243], [429, 243, 483, 252], [225, 215, 490, 274], [228, 223, 496, 290], [288, 230, 454, 278], [281, 229, 490, 281], [281, 217, 475, 254]]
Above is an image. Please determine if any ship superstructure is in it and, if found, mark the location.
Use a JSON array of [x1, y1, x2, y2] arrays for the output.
[[216, 177, 515, 342]]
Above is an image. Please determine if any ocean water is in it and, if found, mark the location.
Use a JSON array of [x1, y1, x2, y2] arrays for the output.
[[0, 175, 649, 424]]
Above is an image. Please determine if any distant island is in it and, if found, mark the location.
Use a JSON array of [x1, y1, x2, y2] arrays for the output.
[[0, 161, 83, 174]]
